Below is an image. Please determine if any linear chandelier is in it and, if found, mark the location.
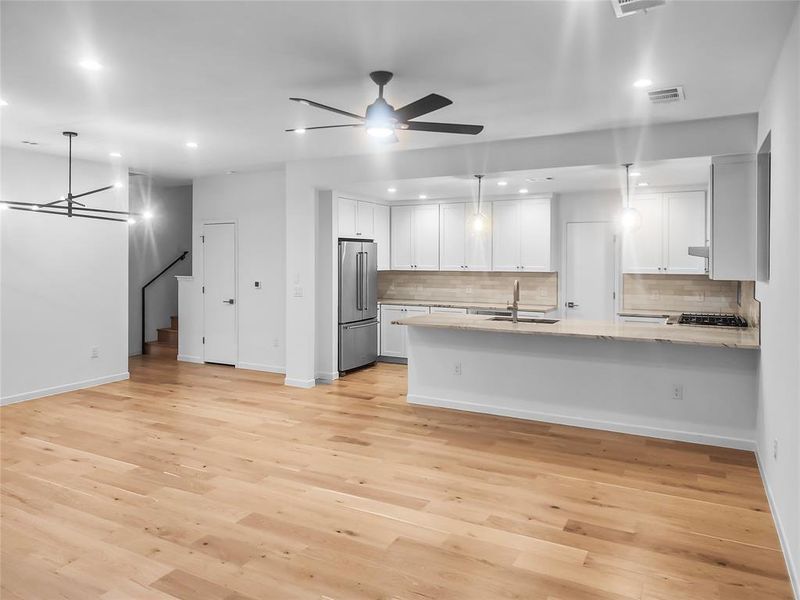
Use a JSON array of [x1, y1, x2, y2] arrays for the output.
[[0, 131, 145, 223]]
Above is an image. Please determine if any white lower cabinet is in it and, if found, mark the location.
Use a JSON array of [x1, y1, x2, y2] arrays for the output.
[[379, 305, 429, 358]]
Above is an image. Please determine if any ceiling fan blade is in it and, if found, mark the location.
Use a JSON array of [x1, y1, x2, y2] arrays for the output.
[[71, 184, 116, 199], [393, 93, 452, 122], [285, 124, 364, 132], [290, 98, 364, 121], [404, 121, 484, 135]]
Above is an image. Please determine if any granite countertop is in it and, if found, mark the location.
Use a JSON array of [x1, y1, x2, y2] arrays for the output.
[[617, 309, 682, 318], [378, 299, 559, 313], [394, 313, 760, 349]]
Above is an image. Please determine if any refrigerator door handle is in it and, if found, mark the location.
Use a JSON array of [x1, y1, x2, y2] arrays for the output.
[[361, 251, 369, 310], [343, 320, 376, 330], [355, 251, 363, 310]]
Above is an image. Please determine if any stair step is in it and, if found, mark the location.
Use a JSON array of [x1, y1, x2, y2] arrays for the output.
[[157, 327, 178, 345], [170, 315, 179, 330], [144, 341, 178, 358]]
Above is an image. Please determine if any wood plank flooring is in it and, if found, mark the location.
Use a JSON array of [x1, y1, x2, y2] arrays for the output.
[[1, 357, 793, 599]]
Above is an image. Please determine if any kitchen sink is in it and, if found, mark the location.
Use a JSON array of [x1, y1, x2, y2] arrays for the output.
[[488, 317, 560, 324]]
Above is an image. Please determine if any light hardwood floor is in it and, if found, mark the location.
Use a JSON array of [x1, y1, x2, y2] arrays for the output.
[[1, 357, 793, 599]]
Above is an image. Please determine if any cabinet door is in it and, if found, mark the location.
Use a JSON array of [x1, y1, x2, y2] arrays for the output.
[[390, 206, 413, 270], [665, 191, 707, 274], [412, 205, 440, 270], [356, 201, 374, 238], [621, 194, 663, 273], [492, 201, 520, 271], [465, 203, 492, 270], [373, 204, 390, 271], [338, 197, 358, 237], [379, 307, 406, 358], [519, 199, 551, 271], [439, 203, 466, 271]]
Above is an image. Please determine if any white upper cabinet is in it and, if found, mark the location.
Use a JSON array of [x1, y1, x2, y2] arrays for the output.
[[492, 198, 551, 271], [390, 204, 439, 270], [709, 154, 757, 281], [439, 203, 493, 271], [622, 191, 707, 274], [373, 204, 390, 271], [338, 197, 376, 239], [665, 191, 706, 273]]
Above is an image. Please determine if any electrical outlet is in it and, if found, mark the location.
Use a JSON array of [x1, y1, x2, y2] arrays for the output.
[[90, 346, 99, 359], [772, 439, 778, 460], [453, 362, 462, 376], [694, 292, 705, 302], [671, 384, 683, 400], [539, 288, 548, 297], [293, 285, 303, 297], [465, 287, 473, 295], [272, 338, 279, 348]]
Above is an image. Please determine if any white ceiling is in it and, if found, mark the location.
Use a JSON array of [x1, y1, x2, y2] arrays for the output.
[[1, 1, 796, 181], [340, 156, 711, 201]]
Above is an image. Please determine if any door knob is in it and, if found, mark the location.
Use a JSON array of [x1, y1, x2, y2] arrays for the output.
[[223, 299, 235, 305], [566, 301, 579, 308]]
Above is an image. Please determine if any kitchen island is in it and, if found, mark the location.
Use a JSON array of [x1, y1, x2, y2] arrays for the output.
[[395, 313, 760, 449]]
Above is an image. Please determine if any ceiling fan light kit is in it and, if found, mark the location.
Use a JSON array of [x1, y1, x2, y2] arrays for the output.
[[0, 132, 143, 224], [286, 71, 484, 140]]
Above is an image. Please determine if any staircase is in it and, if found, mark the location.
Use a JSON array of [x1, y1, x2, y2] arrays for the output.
[[144, 315, 178, 358]]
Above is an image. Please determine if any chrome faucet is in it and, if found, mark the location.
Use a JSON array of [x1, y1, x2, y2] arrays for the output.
[[508, 279, 520, 323]]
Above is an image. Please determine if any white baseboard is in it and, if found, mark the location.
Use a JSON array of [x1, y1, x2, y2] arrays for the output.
[[407, 394, 756, 451], [756, 449, 799, 599], [177, 354, 203, 364], [284, 377, 316, 389], [1, 372, 130, 406], [315, 371, 339, 382], [237, 362, 285, 374]]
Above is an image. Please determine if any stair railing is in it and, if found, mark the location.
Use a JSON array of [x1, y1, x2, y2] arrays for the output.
[[141, 250, 189, 355]]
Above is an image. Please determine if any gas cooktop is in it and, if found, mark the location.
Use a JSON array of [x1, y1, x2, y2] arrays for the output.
[[678, 313, 748, 328]]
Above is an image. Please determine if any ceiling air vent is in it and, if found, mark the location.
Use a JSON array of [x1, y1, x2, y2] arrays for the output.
[[611, 0, 666, 18], [648, 86, 685, 104]]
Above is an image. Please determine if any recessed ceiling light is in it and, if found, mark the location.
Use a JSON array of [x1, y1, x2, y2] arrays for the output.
[[109, 152, 121, 158], [294, 128, 306, 134], [0, 99, 8, 106], [225, 170, 238, 175], [127, 217, 136, 224], [143, 211, 153, 220], [637, 182, 649, 187], [32, 205, 40, 211], [418, 194, 427, 200], [0, 204, 8, 211], [518, 188, 529, 194], [185, 141, 198, 149], [21, 140, 39, 146], [79, 59, 103, 71], [633, 78, 653, 88], [497, 181, 508, 187], [114, 181, 123, 188], [387, 187, 397, 193], [629, 171, 641, 177], [526, 176, 554, 183]]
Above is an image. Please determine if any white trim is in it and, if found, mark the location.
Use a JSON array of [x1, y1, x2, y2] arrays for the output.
[[756, 450, 799, 599], [237, 362, 285, 374], [177, 354, 203, 364], [284, 377, 316, 389], [315, 371, 340, 382], [1, 372, 130, 406], [407, 393, 756, 451]]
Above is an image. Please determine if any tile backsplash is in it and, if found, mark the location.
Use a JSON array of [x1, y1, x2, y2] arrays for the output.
[[622, 274, 760, 325], [378, 271, 558, 306]]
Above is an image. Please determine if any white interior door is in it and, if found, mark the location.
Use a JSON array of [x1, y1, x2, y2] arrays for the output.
[[203, 223, 237, 365], [565, 222, 615, 321]]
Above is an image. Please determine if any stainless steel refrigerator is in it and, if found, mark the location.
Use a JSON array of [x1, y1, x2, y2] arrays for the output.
[[338, 239, 378, 374]]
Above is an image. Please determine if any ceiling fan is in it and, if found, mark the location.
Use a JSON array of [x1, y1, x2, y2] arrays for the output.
[[286, 71, 484, 141]]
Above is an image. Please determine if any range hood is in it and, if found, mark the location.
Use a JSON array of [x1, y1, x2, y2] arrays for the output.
[[688, 245, 710, 258]]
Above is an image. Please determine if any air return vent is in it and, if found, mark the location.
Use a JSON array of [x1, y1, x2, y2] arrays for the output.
[[611, 0, 666, 18], [648, 86, 685, 104]]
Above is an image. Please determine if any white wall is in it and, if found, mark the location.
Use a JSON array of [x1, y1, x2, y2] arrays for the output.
[[291, 114, 758, 387], [755, 7, 800, 592], [128, 178, 192, 355], [0, 147, 129, 404], [180, 169, 286, 373]]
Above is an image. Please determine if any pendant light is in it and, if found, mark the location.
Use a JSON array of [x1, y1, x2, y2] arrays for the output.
[[620, 162, 642, 231], [0, 131, 146, 223], [471, 174, 487, 232]]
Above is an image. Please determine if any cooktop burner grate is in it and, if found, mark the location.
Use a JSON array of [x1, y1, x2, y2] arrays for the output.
[[678, 313, 748, 328]]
